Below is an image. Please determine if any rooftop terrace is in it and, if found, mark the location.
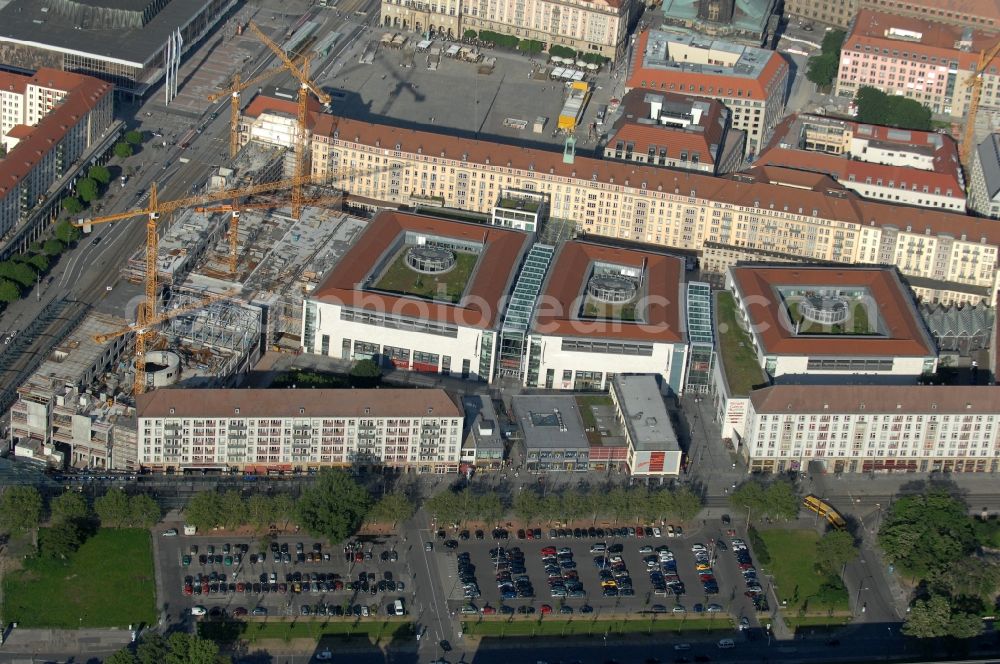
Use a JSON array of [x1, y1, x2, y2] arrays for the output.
[[715, 290, 766, 397]]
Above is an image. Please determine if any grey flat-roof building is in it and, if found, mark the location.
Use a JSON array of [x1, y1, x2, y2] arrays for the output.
[[610, 375, 682, 476], [461, 394, 505, 470], [0, 0, 236, 96], [512, 395, 590, 472]]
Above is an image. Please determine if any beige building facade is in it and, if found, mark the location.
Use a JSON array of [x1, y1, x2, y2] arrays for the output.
[[380, 0, 634, 61], [305, 112, 999, 305], [785, 0, 1000, 30]]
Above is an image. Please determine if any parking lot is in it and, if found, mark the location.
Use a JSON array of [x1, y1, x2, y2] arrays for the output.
[[157, 534, 415, 620], [427, 520, 753, 623]]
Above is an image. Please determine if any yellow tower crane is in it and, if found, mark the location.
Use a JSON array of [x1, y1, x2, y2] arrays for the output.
[[91, 290, 237, 345], [73, 172, 325, 395], [195, 193, 343, 274], [961, 41, 1000, 169], [207, 64, 296, 160], [248, 21, 331, 219]]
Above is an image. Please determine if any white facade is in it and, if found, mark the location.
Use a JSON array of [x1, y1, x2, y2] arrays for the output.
[[136, 389, 464, 473], [304, 300, 495, 381], [741, 385, 1000, 474], [765, 354, 936, 381], [527, 335, 687, 392]]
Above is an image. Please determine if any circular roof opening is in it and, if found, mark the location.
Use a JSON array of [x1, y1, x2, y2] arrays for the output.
[[588, 274, 638, 304], [405, 245, 457, 274]]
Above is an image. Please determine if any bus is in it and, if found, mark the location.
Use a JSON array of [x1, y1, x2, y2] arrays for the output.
[[803, 494, 846, 529]]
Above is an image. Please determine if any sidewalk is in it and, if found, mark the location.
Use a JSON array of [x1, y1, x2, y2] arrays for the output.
[[1, 628, 131, 655]]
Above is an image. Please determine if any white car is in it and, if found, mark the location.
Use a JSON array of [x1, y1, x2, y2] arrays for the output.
[[161, 528, 178, 537], [315, 650, 333, 661], [652, 527, 662, 538], [190, 605, 207, 616]]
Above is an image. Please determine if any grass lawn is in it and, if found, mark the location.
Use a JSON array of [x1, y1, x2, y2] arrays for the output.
[[783, 615, 851, 629], [2, 529, 156, 628], [785, 299, 875, 335], [462, 615, 731, 637], [758, 529, 849, 614], [199, 619, 412, 643], [582, 299, 638, 321], [373, 249, 477, 303], [716, 292, 766, 396]]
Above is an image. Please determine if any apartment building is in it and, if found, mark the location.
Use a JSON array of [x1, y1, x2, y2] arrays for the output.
[[380, 0, 635, 61], [625, 29, 788, 155], [135, 388, 464, 474], [968, 133, 1000, 219], [756, 113, 966, 211], [741, 384, 1000, 474], [603, 89, 745, 175], [786, 0, 1000, 30], [303, 107, 1000, 305], [835, 10, 1000, 120], [0, 68, 113, 238]]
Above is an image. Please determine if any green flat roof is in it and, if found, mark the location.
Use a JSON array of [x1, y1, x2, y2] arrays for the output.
[[715, 290, 766, 397]]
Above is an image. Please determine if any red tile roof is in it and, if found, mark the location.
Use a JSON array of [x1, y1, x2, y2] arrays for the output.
[[0, 69, 111, 198], [6, 125, 32, 139], [312, 210, 530, 329], [534, 241, 685, 343], [730, 265, 936, 357], [136, 388, 461, 419], [296, 104, 1000, 248], [242, 94, 323, 128], [750, 384, 1000, 414], [0, 72, 26, 94], [607, 89, 728, 166], [626, 30, 788, 102], [847, 9, 1000, 69]]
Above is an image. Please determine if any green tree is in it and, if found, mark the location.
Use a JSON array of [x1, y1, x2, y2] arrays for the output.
[[878, 489, 975, 578], [105, 649, 138, 664], [95, 488, 132, 528], [606, 486, 630, 524], [855, 86, 932, 130], [165, 632, 219, 664], [821, 29, 846, 54], [476, 493, 504, 527], [61, 196, 84, 215], [42, 238, 65, 256], [129, 493, 161, 528], [549, 45, 575, 58], [559, 487, 589, 523], [764, 481, 801, 521], [903, 593, 983, 639], [296, 469, 370, 542], [426, 488, 463, 526], [114, 142, 134, 159], [0, 486, 42, 535], [55, 219, 81, 244], [135, 633, 169, 664], [349, 358, 381, 386], [28, 253, 49, 274], [0, 260, 37, 288], [246, 494, 277, 533], [513, 488, 542, 526], [815, 529, 857, 574], [50, 491, 89, 524], [184, 490, 223, 531], [368, 490, 415, 526], [0, 279, 19, 304], [125, 130, 144, 146], [463, 29, 477, 39], [219, 489, 248, 529], [39, 521, 83, 559], [806, 53, 839, 87], [88, 164, 112, 185], [76, 178, 99, 203], [272, 492, 295, 528], [932, 557, 1000, 601], [668, 487, 703, 522]]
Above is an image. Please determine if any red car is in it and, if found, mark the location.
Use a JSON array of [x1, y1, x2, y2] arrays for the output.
[[540, 604, 553, 615], [355, 551, 364, 562], [526, 530, 535, 540], [183, 583, 193, 596], [636, 527, 645, 538], [482, 606, 496, 615], [236, 582, 245, 593], [540, 546, 557, 556]]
